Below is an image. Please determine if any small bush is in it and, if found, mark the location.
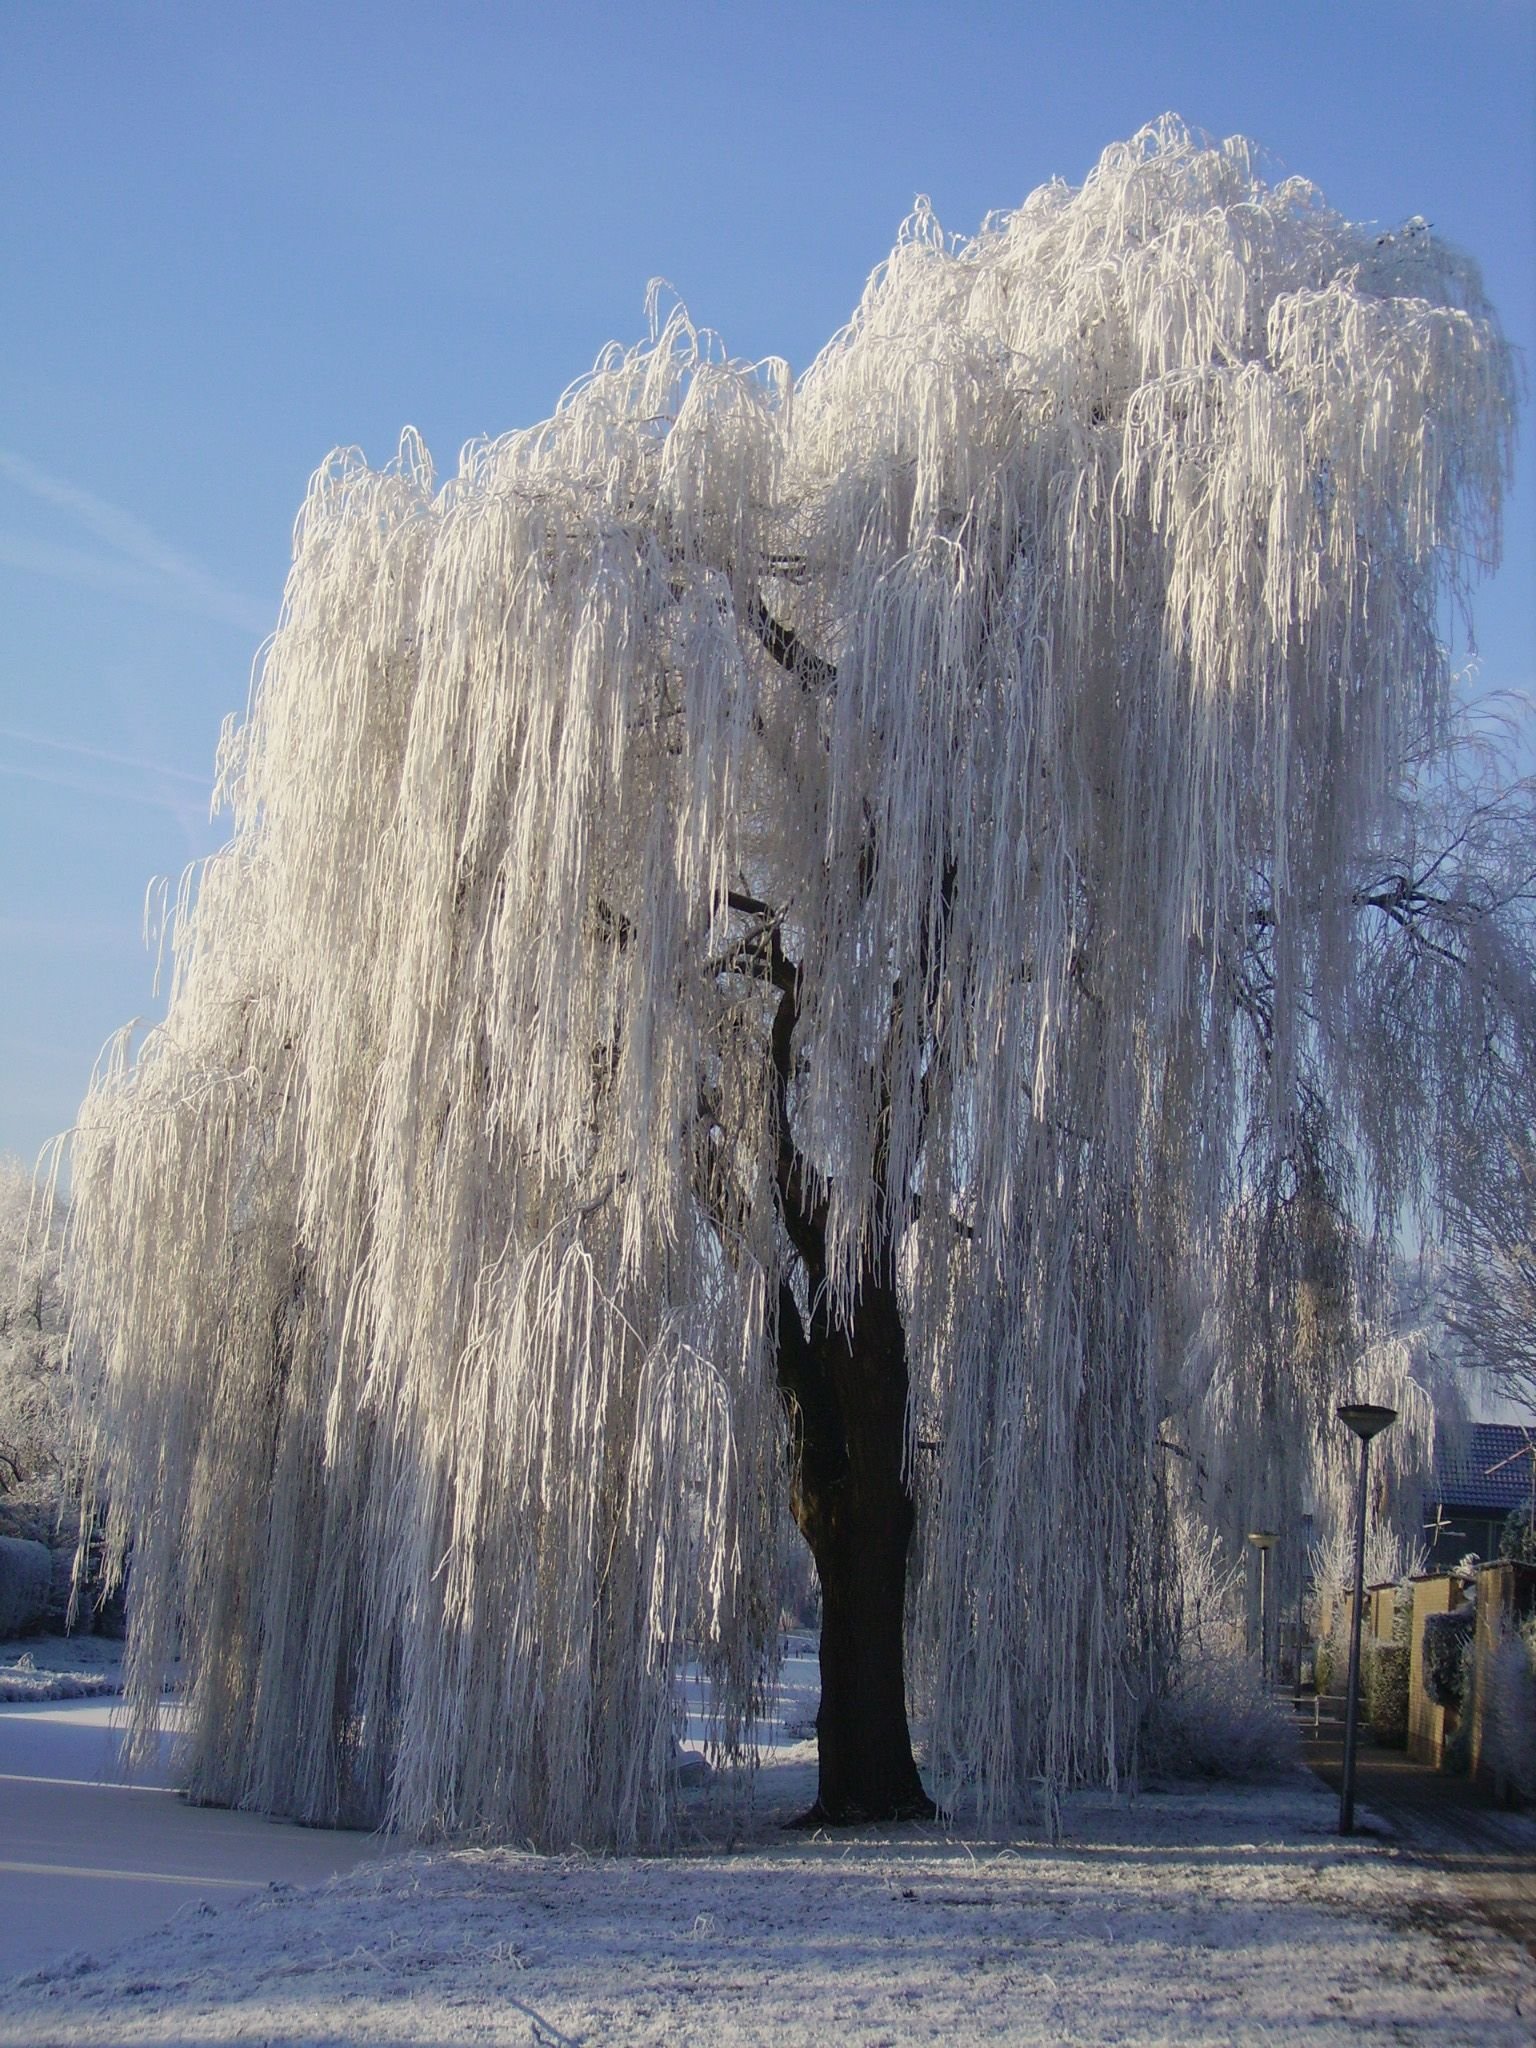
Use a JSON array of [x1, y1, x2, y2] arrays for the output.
[[1364, 1641, 1409, 1745], [1141, 1650, 1301, 1782], [1422, 1607, 1475, 1709], [1313, 1642, 1335, 1696]]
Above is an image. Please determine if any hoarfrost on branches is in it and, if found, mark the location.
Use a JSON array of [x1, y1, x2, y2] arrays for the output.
[[0, 1156, 69, 1499], [66, 119, 1522, 1843]]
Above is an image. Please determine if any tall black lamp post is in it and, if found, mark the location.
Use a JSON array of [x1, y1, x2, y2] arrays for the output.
[[1246, 1530, 1276, 1681], [1337, 1402, 1397, 1835]]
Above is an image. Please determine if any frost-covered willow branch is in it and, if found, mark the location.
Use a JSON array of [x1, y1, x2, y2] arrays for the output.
[[0, 1155, 70, 1495], [67, 119, 1518, 1842]]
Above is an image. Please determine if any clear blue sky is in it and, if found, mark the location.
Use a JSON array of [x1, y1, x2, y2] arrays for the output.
[[3, 0, 1533, 1167]]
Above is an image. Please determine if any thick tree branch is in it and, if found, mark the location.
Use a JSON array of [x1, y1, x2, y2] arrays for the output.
[[747, 595, 837, 692], [771, 974, 828, 1268]]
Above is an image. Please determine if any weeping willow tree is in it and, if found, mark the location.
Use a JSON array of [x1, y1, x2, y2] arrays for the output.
[[67, 121, 1519, 1843]]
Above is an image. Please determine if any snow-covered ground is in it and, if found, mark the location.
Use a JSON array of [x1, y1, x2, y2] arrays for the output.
[[2, 1635, 1534, 2045], [5, 1773, 1533, 2046], [0, 1632, 127, 1703], [0, 1638, 386, 1984]]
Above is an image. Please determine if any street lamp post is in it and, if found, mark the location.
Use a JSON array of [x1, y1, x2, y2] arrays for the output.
[[1295, 1510, 1314, 1699], [1337, 1402, 1397, 1835], [1246, 1530, 1276, 1682]]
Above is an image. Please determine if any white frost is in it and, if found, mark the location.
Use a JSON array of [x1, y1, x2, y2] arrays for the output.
[[64, 120, 1519, 1844], [5, 1779, 1534, 2047]]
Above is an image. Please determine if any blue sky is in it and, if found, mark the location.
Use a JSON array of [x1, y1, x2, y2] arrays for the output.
[[3, 0, 1533, 1168]]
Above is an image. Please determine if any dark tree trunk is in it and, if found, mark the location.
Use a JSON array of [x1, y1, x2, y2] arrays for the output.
[[776, 1255, 935, 1825], [750, 905, 934, 1823]]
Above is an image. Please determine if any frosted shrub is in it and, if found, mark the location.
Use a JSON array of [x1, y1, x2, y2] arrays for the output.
[[1144, 1515, 1301, 1781], [1484, 1613, 1536, 1800], [1142, 1653, 1300, 1782], [1364, 1641, 1410, 1745], [1421, 1606, 1474, 1710], [1169, 1517, 1246, 1661]]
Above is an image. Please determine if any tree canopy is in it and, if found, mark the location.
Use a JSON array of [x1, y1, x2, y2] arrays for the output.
[[67, 120, 1521, 1844]]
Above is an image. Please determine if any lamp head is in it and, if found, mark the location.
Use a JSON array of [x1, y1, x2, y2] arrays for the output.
[[1245, 1529, 1276, 1549], [1337, 1402, 1397, 1441]]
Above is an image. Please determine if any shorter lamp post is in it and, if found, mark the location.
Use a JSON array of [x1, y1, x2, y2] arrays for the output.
[[1337, 1402, 1397, 1835], [1246, 1530, 1276, 1682], [1295, 1510, 1315, 1698]]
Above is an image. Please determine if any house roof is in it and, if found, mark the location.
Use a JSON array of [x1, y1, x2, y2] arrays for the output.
[[1431, 1423, 1536, 1515]]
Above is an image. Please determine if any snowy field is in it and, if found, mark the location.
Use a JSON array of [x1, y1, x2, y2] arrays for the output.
[[0, 1651, 386, 1986], [0, 1631, 128, 1703], [2, 1636, 1535, 2045], [4, 1773, 1535, 2047]]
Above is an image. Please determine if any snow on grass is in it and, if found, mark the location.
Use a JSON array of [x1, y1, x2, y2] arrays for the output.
[[1, 1642, 1528, 2041], [0, 1634, 125, 1703], [2, 1771, 1531, 2046]]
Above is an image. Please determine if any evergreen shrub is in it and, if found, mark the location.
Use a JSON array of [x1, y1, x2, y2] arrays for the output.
[[1422, 1607, 1474, 1710], [1364, 1641, 1409, 1745]]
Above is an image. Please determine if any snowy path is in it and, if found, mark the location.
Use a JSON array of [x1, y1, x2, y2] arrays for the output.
[[0, 1698, 383, 1980]]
